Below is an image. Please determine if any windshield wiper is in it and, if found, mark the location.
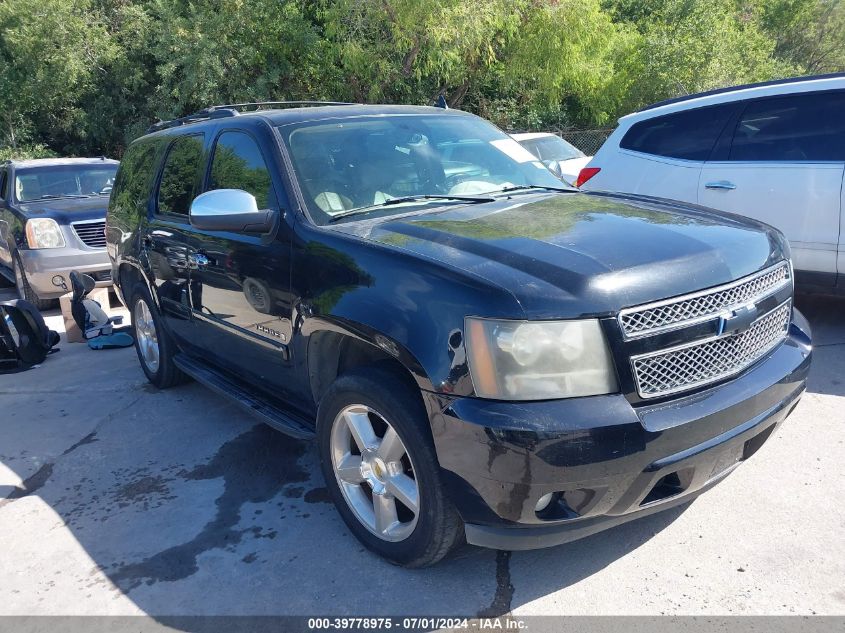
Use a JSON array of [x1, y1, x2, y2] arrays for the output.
[[328, 194, 496, 223], [493, 185, 574, 195], [38, 194, 92, 200]]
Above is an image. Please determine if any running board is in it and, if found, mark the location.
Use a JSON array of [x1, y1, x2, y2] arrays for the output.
[[173, 354, 315, 439]]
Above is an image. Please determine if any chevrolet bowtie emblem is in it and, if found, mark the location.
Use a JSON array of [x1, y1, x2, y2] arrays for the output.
[[717, 302, 758, 336]]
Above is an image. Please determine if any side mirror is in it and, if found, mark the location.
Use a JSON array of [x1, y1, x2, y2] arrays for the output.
[[189, 189, 276, 233]]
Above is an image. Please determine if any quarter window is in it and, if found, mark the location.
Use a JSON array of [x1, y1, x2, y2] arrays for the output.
[[729, 92, 845, 162], [208, 131, 275, 208], [620, 104, 736, 161], [156, 135, 204, 215]]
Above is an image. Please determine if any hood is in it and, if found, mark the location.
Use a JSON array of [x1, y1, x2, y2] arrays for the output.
[[338, 192, 788, 318], [17, 196, 110, 224]]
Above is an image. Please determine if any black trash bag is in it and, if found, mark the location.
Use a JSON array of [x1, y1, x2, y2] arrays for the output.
[[0, 299, 60, 371]]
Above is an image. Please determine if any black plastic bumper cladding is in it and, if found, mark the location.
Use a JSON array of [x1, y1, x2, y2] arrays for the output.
[[424, 320, 811, 550]]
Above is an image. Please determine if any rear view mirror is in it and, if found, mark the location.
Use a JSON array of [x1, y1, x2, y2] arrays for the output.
[[189, 189, 276, 233]]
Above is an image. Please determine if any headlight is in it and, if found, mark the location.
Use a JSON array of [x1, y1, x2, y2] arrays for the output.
[[25, 218, 66, 249], [465, 317, 618, 400]]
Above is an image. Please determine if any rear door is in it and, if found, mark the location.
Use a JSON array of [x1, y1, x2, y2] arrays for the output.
[[188, 127, 298, 402], [586, 102, 737, 203], [146, 133, 206, 349], [699, 91, 845, 280]]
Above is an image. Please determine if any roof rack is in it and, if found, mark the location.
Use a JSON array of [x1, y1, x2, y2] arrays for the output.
[[640, 72, 845, 112], [146, 101, 355, 133]]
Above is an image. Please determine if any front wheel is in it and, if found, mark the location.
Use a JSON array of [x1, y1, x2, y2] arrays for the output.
[[129, 283, 187, 388], [13, 253, 55, 311], [317, 367, 464, 567]]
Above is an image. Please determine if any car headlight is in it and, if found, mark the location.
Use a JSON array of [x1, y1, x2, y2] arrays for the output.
[[25, 218, 66, 249], [465, 317, 618, 400]]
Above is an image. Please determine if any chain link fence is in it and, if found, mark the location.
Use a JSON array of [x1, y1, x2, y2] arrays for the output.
[[555, 128, 615, 155]]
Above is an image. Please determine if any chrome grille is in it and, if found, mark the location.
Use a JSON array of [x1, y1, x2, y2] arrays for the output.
[[632, 301, 791, 399], [72, 220, 107, 248], [619, 262, 790, 339]]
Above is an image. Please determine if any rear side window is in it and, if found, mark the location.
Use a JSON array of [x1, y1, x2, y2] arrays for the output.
[[208, 131, 276, 209], [621, 103, 736, 161], [730, 92, 845, 162], [0, 169, 7, 200], [110, 141, 158, 219], [156, 134, 204, 216]]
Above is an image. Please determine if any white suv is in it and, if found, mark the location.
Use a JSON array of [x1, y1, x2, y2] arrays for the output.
[[578, 74, 845, 292]]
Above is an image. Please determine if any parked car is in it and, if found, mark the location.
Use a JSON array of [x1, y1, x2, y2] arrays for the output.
[[107, 102, 811, 567], [577, 73, 845, 294], [511, 131, 591, 185], [0, 158, 118, 309]]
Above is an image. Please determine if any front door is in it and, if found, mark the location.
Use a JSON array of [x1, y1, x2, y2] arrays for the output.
[[187, 129, 297, 403], [699, 91, 845, 279]]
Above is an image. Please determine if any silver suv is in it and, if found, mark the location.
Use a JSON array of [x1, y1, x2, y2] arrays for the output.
[[0, 158, 118, 309]]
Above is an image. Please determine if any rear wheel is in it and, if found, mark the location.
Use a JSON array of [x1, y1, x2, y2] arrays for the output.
[[13, 253, 55, 311], [129, 283, 187, 388], [317, 367, 464, 567]]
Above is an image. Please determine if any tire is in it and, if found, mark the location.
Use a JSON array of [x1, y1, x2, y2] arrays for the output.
[[129, 282, 187, 388], [13, 253, 56, 311], [317, 366, 464, 567]]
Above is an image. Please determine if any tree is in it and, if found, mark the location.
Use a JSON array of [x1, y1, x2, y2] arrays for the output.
[[0, 0, 115, 153]]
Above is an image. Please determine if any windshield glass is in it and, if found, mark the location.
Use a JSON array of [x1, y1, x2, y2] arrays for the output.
[[518, 135, 585, 162], [15, 164, 118, 202], [280, 114, 565, 224]]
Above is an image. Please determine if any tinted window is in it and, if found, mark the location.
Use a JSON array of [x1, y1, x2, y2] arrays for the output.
[[621, 104, 735, 161], [209, 131, 275, 208], [109, 141, 159, 223], [157, 135, 204, 215], [0, 170, 7, 200], [730, 92, 845, 162]]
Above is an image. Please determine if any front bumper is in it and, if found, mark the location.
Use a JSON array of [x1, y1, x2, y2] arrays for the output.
[[20, 247, 112, 299], [425, 315, 812, 550]]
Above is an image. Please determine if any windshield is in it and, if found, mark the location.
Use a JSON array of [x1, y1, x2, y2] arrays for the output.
[[280, 114, 566, 225], [517, 135, 585, 162], [15, 164, 118, 202]]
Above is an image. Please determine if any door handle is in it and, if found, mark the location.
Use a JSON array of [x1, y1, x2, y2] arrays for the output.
[[188, 253, 210, 269], [704, 180, 736, 190]]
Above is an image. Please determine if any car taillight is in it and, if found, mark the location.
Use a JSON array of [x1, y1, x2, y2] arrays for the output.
[[575, 167, 601, 188]]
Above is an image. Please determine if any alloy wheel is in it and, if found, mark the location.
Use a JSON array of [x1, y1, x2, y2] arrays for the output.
[[330, 404, 420, 542], [134, 298, 160, 372]]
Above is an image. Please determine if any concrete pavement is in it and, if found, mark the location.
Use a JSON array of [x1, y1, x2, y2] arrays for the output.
[[1, 283, 843, 618]]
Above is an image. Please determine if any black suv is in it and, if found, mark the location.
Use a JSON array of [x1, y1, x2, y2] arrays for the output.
[[107, 102, 811, 567]]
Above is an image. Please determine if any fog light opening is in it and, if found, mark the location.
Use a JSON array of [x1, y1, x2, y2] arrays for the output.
[[534, 492, 555, 513]]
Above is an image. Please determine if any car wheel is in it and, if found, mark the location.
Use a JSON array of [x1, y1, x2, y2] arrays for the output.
[[129, 283, 187, 388], [13, 253, 55, 311], [317, 366, 464, 567]]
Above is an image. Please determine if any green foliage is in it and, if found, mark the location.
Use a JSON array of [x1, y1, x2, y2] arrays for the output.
[[0, 0, 841, 158]]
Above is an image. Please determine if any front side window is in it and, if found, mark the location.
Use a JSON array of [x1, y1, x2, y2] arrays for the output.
[[156, 135, 204, 216], [14, 164, 118, 202], [280, 114, 564, 225], [729, 92, 845, 162], [621, 103, 736, 161], [209, 131, 275, 209]]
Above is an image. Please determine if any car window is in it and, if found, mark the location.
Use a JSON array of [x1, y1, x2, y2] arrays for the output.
[[729, 92, 845, 162], [0, 169, 7, 201], [209, 131, 276, 209], [519, 136, 584, 161], [156, 135, 204, 216], [620, 103, 736, 161], [281, 114, 562, 224], [110, 141, 159, 222], [13, 165, 117, 201]]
